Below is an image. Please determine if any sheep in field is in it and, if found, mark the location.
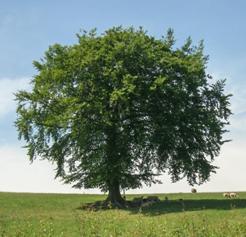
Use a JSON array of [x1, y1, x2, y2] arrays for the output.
[[191, 188, 197, 193], [230, 192, 238, 198]]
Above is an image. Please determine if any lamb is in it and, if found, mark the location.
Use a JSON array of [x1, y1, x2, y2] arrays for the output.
[[230, 192, 238, 198]]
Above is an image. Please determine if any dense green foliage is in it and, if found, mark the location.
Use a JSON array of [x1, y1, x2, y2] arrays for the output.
[[15, 27, 231, 200], [1, 192, 246, 236]]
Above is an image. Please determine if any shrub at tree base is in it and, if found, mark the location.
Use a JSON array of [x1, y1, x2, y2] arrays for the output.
[[80, 195, 161, 210]]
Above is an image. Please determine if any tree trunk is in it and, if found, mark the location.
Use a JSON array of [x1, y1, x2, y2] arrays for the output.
[[104, 123, 125, 207], [106, 180, 125, 206]]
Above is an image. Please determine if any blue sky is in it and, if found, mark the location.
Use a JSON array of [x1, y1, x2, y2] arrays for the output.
[[0, 0, 245, 194]]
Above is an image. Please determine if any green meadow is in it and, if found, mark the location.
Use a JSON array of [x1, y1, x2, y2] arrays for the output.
[[1, 192, 246, 236]]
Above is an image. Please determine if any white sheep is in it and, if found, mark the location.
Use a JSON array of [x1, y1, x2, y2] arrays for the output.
[[230, 192, 238, 198]]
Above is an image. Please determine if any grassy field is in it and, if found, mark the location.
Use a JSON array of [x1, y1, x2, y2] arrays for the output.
[[1, 192, 246, 236]]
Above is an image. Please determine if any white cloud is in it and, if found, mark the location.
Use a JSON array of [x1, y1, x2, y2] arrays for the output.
[[1, 140, 246, 194], [198, 140, 246, 192], [0, 144, 98, 194], [0, 77, 31, 118], [128, 139, 246, 194]]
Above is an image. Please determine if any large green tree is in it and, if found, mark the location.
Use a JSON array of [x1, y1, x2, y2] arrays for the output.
[[15, 27, 231, 205]]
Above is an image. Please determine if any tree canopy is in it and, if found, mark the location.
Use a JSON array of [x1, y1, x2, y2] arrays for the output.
[[15, 27, 231, 204]]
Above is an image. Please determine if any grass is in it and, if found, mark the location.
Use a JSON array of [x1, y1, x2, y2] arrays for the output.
[[1, 192, 246, 236]]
